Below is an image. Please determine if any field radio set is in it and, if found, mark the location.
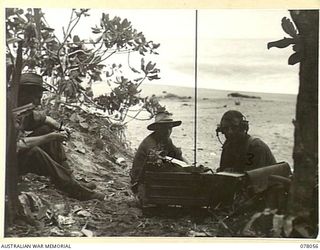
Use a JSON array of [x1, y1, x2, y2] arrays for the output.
[[140, 161, 291, 209], [141, 159, 246, 208]]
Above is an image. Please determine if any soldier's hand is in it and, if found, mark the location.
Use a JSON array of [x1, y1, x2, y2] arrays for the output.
[[49, 131, 68, 142], [60, 125, 73, 135]]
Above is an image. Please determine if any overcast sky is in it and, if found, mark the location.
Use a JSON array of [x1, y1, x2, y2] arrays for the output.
[[42, 9, 299, 94]]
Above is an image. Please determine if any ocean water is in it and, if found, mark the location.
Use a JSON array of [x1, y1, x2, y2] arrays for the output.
[[130, 84, 296, 103]]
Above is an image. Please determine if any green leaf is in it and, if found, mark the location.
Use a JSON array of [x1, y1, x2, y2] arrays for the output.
[[122, 18, 129, 28], [146, 61, 155, 72], [96, 64, 105, 69], [288, 52, 301, 65], [6, 37, 21, 44], [141, 58, 145, 72], [73, 35, 81, 43], [281, 17, 298, 38], [134, 77, 144, 82], [16, 9, 24, 14], [153, 43, 160, 49], [44, 37, 55, 43], [91, 27, 101, 34], [267, 38, 295, 49], [42, 27, 55, 32], [149, 68, 160, 74], [130, 67, 140, 74], [148, 74, 160, 81]]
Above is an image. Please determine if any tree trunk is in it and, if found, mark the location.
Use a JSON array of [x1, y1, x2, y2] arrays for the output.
[[5, 41, 24, 230], [288, 10, 318, 237]]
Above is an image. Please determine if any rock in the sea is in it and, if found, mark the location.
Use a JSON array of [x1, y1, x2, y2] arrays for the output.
[[228, 92, 261, 99]]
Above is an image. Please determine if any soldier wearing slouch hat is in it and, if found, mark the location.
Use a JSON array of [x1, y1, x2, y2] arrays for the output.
[[15, 72, 105, 201]]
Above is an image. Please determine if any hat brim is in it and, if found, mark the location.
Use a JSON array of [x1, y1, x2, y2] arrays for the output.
[[20, 83, 48, 92], [147, 120, 182, 131]]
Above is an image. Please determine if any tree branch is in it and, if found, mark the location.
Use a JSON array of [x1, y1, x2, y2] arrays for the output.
[[68, 49, 92, 57], [33, 8, 42, 53], [57, 9, 85, 76], [92, 50, 117, 65], [43, 80, 58, 92], [64, 10, 74, 39], [41, 15, 61, 44], [6, 42, 16, 65]]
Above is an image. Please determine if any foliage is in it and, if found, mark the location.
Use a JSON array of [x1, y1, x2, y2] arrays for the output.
[[6, 8, 165, 122], [267, 17, 302, 65]]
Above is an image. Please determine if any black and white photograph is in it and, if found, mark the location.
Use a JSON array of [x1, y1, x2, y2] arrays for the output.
[[4, 6, 318, 241]]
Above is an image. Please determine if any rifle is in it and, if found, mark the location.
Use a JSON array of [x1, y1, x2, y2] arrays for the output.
[[12, 103, 35, 118]]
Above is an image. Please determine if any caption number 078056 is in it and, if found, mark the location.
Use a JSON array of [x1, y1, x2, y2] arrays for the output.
[[300, 244, 319, 249]]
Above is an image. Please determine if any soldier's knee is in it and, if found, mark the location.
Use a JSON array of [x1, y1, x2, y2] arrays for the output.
[[28, 146, 44, 155]]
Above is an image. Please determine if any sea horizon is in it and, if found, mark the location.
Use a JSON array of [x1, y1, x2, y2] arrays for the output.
[[92, 81, 297, 104], [93, 81, 297, 96]]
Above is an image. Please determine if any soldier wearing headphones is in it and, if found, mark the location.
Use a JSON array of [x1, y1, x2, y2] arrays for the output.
[[216, 110, 276, 173]]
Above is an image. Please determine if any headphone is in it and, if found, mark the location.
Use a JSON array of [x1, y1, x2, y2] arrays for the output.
[[216, 110, 249, 144]]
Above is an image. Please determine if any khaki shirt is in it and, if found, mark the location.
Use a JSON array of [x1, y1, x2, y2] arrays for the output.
[[16, 110, 46, 148], [219, 135, 276, 173], [130, 132, 183, 184]]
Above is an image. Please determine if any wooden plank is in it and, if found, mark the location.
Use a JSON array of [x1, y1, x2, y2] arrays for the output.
[[142, 169, 244, 207]]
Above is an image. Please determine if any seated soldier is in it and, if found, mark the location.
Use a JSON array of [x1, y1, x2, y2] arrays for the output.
[[15, 72, 104, 201], [216, 110, 276, 173], [215, 110, 294, 212], [130, 111, 188, 193]]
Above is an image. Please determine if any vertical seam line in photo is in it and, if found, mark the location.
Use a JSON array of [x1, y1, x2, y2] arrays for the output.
[[194, 9, 198, 165]]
